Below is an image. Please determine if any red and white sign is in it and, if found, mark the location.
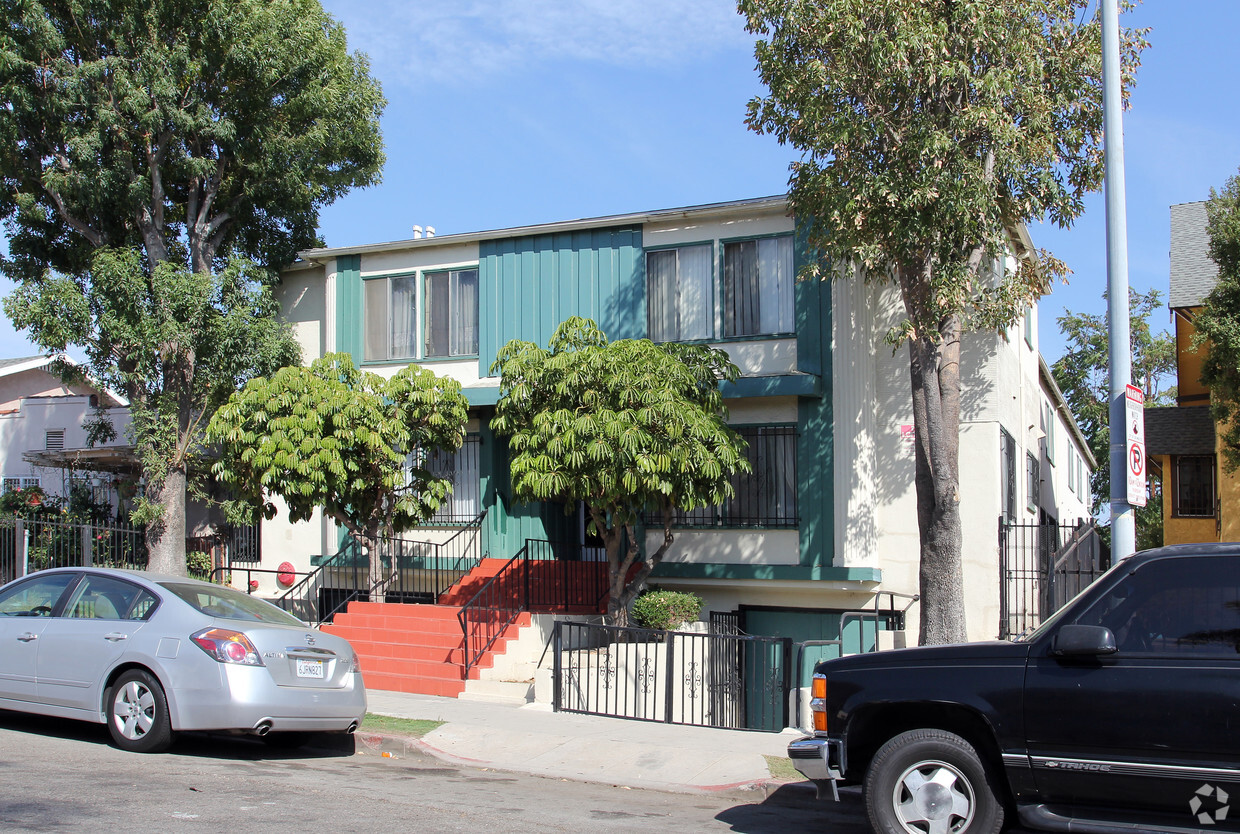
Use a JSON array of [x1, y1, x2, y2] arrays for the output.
[[1125, 384, 1146, 507]]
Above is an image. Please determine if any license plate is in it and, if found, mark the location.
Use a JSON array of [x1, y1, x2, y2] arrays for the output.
[[296, 659, 324, 679]]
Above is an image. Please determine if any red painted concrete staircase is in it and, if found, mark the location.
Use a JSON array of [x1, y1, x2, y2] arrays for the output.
[[322, 600, 531, 697], [322, 557, 609, 696]]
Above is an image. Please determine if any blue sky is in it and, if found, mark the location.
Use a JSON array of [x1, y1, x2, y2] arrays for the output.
[[2, 0, 1238, 365]]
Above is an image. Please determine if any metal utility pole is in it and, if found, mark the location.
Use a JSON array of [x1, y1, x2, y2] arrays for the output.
[[1102, 0, 1135, 558]]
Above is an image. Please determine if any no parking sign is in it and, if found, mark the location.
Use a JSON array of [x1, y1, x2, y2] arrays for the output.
[[1125, 384, 1146, 507]]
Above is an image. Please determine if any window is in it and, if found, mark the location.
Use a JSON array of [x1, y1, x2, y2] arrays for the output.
[[1173, 455, 1216, 518], [722, 237, 794, 337], [1042, 402, 1055, 466], [364, 274, 417, 361], [1000, 429, 1017, 523], [1024, 306, 1034, 348], [669, 425, 798, 527], [419, 435, 481, 524], [64, 575, 157, 621], [2, 476, 39, 493], [1080, 557, 1240, 656], [0, 572, 75, 616], [647, 244, 713, 342], [1026, 452, 1040, 512], [424, 268, 479, 358]]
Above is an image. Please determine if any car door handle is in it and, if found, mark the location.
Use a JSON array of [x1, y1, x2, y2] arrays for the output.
[[17, 633, 37, 642], [103, 633, 128, 642]]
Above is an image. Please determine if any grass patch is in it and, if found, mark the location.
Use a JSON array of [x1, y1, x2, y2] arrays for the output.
[[360, 713, 444, 738], [764, 755, 803, 782]]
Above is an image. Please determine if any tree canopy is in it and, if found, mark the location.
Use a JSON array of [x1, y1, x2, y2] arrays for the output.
[[206, 354, 470, 587], [0, 0, 385, 573], [1052, 288, 1175, 549], [1196, 169, 1240, 472], [490, 317, 749, 625], [740, 0, 1146, 644]]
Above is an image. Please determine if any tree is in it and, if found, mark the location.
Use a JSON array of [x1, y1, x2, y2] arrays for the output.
[[1052, 288, 1175, 548], [205, 354, 470, 589], [1197, 169, 1240, 471], [739, 0, 1146, 644], [490, 317, 750, 626], [0, 0, 385, 574]]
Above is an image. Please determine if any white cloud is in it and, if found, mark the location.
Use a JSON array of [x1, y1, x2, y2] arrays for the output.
[[324, 0, 752, 85]]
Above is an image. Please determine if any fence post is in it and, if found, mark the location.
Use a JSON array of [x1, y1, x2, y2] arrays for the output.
[[997, 518, 1008, 639], [16, 519, 26, 578], [82, 523, 93, 567], [663, 630, 675, 724], [780, 637, 794, 731], [552, 621, 562, 713]]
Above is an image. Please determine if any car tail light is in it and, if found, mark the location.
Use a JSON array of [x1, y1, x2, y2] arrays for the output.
[[810, 673, 828, 732], [192, 627, 264, 666], [349, 652, 362, 674]]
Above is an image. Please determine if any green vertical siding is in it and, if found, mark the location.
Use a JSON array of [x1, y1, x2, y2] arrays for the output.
[[795, 234, 834, 568], [478, 225, 644, 369], [334, 255, 363, 362]]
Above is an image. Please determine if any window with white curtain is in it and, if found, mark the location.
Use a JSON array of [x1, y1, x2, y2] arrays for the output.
[[646, 244, 713, 342], [418, 435, 481, 524], [722, 236, 794, 337], [424, 268, 479, 358], [363, 274, 418, 361]]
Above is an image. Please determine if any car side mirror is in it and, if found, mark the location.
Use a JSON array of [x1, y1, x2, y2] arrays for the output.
[[1052, 624, 1117, 657]]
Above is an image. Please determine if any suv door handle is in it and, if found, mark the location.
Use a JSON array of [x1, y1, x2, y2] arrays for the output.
[[17, 633, 37, 642], [103, 633, 128, 642]]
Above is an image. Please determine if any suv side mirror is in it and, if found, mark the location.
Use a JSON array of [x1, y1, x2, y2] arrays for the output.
[[1052, 624, 1118, 657]]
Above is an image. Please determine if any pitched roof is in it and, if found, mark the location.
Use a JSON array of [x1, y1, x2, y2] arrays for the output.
[[1144, 405, 1215, 456], [1169, 201, 1219, 309]]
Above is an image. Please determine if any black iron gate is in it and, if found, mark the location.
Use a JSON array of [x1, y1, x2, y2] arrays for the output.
[[552, 620, 791, 732], [999, 518, 1108, 639]]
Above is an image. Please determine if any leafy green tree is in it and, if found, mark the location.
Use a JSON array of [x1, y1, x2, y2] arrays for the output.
[[205, 354, 470, 589], [1052, 288, 1175, 548], [1197, 169, 1240, 472], [739, 0, 1146, 644], [490, 318, 750, 626], [0, 0, 385, 573]]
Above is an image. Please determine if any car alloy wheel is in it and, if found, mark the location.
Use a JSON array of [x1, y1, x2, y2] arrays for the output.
[[107, 669, 173, 753]]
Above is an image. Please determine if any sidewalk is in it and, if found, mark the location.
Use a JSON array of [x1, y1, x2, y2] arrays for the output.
[[358, 688, 804, 796]]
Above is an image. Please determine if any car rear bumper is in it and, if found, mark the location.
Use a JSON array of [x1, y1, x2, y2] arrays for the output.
[[170, 665, 366, 733]]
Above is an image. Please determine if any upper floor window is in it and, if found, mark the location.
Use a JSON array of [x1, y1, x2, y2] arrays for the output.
[[364, 274, 417, 361], [1026, 452, 1040, 512], [424, 268, 479, 358], [647, 244, 713, 342], [722, 237, 794, 337], [662, 425, 798, 528], [1173, 454, 1215, 518], [1000, 428, 1017, 523], [1041, 401, 1055, 466]]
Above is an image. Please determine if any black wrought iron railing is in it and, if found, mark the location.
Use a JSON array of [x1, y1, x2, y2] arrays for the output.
[[999, 518, 1107, 639], [274, 514, 485, 626], [0, 515, 147, 583], [458, 539, 612, 676]]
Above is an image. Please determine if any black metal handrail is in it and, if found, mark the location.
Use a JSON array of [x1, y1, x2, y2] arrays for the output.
[[459, 544, 528, 677], [275, 513, 485, 626]]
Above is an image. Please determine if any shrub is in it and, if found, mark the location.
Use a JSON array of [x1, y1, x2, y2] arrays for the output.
[[630, 589, 704, 630]]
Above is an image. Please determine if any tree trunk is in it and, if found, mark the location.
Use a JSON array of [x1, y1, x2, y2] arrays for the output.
[[907, 318, 967, 645], [146, 466, 187, 576]]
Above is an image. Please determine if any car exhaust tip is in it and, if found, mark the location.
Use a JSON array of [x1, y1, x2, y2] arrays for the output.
[[252, 719, 273, 737], [346, 721, 358, 734]]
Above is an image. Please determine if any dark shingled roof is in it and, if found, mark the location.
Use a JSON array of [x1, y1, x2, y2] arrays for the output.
[[1170, 202, 1219, 309], [1145, 406, 1215, 456]]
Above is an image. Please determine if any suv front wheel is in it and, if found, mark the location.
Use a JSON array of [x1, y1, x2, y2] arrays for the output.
[[864, 729, 1004, 834]]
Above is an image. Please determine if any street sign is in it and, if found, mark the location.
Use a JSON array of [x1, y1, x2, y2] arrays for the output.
[[1125, 384, 1146, 507]]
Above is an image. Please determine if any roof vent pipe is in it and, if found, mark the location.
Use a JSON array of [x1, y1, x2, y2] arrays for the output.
[[411, 225, 423, 239], [425, 226, 435, 239]]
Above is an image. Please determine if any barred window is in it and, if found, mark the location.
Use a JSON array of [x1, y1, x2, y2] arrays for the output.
[[1000, 429, 1017, 523], [1173, 455, 1215, 518], [1026, 452, 1040, 513], [668, 425, 798, 528], [417, 435, 481, 524]]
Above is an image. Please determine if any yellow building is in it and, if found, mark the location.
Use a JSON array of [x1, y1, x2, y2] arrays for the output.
[[1146, 201, 1238, 543]]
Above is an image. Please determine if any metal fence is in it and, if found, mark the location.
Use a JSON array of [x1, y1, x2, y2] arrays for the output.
[[0, 516, 147, 583], [999, 518, 1107, 639], [552, 620, 792, 732]]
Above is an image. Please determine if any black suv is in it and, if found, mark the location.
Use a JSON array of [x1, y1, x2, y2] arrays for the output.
[[789, 543, 1240, 833]]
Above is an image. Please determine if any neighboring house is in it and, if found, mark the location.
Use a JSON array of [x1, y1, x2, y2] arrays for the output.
[[0, 355, 131, 510], [1147, 201, 1234, 543], [269, 196, 1093, 645]]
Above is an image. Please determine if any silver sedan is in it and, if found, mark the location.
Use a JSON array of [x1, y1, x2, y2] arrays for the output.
[[0, 567, 365, 752]]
